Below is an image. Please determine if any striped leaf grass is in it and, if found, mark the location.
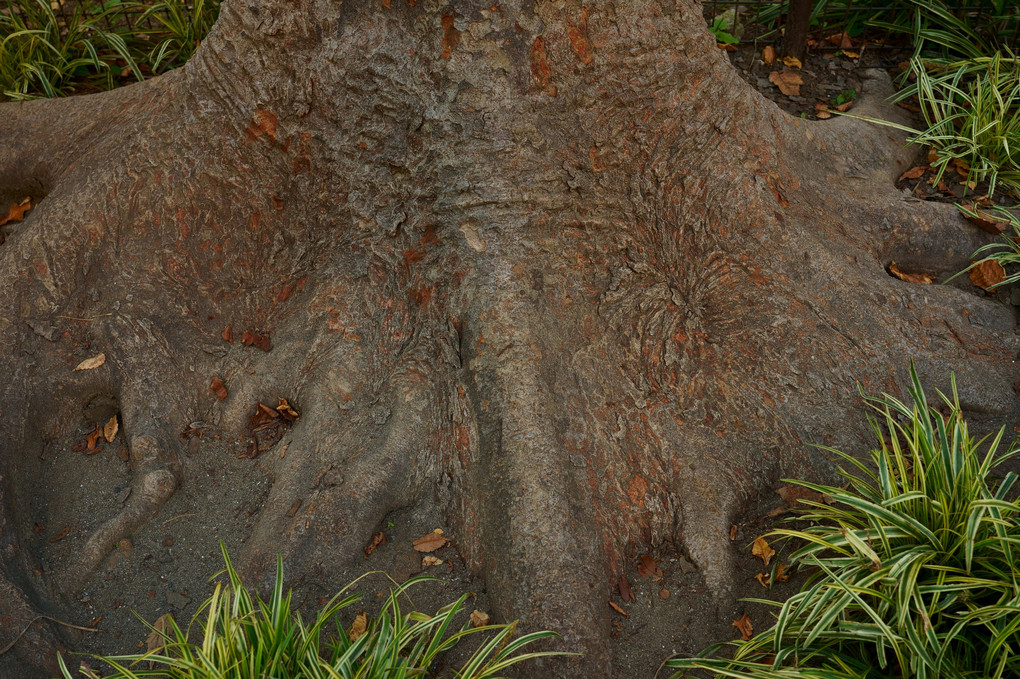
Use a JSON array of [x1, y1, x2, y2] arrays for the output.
[[58, 544, 569, 679], [666, 364, 1020, 678]]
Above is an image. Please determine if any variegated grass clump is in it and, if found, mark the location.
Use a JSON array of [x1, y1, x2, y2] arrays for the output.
[[666, 365, 1020, 678], [59, 545, 568, 679]]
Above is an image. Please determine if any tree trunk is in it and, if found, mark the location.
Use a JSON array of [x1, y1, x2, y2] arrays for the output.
[[784, 0, 812, 62], [0, 1, 1016, 676]]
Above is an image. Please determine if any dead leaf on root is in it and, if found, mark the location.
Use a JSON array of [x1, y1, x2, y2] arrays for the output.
[[0, 197, 31, 227], [768, 69, 803, 97], [85, 425, 104, 453], [364, 531, 387, 558], [240, 328, 272, 352], [49, 525, 70, 543], [889, 261, 935, 285], [251, 402, 281, 429], [350, 612, 368, 641], [970, 259, 1006, 291], [412, 528, 449, 553], [752, 536, 775, 566], [618, 576, 635, 603], [104, 415, 118, 443], [608, 600, 629, 618], [898, 166, 928, 182], [221, 325, 233, 343], [276, 397, 300, 421], [961, 205, 1009, 235], [210, 376, 228, 401], [470, 610, 490, 627], [74, 353, 106, 371], [733, 613, 753, 640], [637, 554, 663, 580], [729, 524, 738, 541]]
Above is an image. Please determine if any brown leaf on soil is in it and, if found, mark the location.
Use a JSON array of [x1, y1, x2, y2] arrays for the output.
[[888, 262, 935, 285], [422, 555, 443, 567], [86, 425, 104, 453], [276, 397, 300, 420], [618, 576, 635, 602], [104, 415, 119, 443], [210, 376, 228, 401], [824, 32, 854, 48], [776, 485, 828, 507], [842, 50, 860, 58], [928, 147, 939, 164], [780, 56, 802, 69], [364, 531, 387, 558], [608, 600, 629, 618], [834, 100, 854, 112], [251, 402, 281, 429], [898, 166, 928, 181], [350, 612, 368, 641], [752, 536, 775, 566], [146, 613, 173, 655], [775, 562, 790, 583], [762, 45, 776, 65], [240, 329, 273, 352], [0, 197, 31, 227], [74, 353, 106, 371], [970, 259, 1006, 291], [717, 42, 737, 52], [49, 526, 70, 543], [733, 613, 753, 640], [755, 572, 770, 587], [470, 610, 490, 627], [412, 528, 449, 553], [221, 325, 233, 343], [768, 69, 803, 97], [637, 553, 664, 579], [286, 499, 302, 517]]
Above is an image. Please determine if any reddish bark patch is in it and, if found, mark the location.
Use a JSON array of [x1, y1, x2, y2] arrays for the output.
[[441, 13, 460, 60], [245, 108, 278, 143], [530, 36, 557, 97], [568, 8, 594, 65]]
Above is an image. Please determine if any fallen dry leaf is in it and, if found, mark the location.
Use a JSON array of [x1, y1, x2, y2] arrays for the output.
[[768, 69, 803, 97], [74, 353, 106, 371], [618, 576, 635, 602], [364, 531, 387, 558], [608, 600, 629, 618], [970, 259, 1006, 291], [780, 55, 802, 69], [825, 32, 854, 48], [237, 439, 259, 460], [470, 610, 490, 627], [85, 425, 104, 453], [286, 499, 302, 517], [834, 99, 854, 112], [221, 325, 233, 343], [0, 197, 31, 227], [251, 402, 281, 429], [104, 415, 119, 443], [761, 45, 776, 65], [752, 536, 775, 566], [729, 524, 738, 541], [422, 555, 443, 567], [888, 262, 935, 285], [50, 526, 70, 543], [350, 612, 368, 641], [637, 554, 663, 580], [276, 397, 300, 420], [413, 528, 449, 553], [210, 376, 228, 401], [755, 572, 770, 587], [775, 562, 790, 583], [961, 206, 1009, 235], [146, 613, 174, 655], [842, 49, 860, 58], [898, 166, 928, 182], [776, 485, 828, 507], [733, 613, 753, 640], [33, 522, 45, 533]]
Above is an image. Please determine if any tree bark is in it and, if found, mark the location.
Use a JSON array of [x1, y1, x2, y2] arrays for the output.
[[0, 0, 1016, 676], [784, 0, 812, 62]]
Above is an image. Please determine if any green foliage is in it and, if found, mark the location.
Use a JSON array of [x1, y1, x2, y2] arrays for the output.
[[710, 16, 739, 45], [957, 204, 1020, 289], [0, 0, 218, 99], [57, 545, 569, 679], [665, 364, 1020, 678], [830, 88, 856, 107]]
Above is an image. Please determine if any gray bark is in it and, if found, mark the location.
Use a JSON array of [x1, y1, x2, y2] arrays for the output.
[[0, 1, 1016, 676]]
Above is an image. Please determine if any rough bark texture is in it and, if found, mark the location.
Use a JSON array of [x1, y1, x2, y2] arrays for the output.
[[0, 0, 1016, 676]]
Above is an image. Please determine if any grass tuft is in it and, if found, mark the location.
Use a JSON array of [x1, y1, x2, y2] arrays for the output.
[[57, 544, 571, 679], [665, 362, 1020, 678]]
